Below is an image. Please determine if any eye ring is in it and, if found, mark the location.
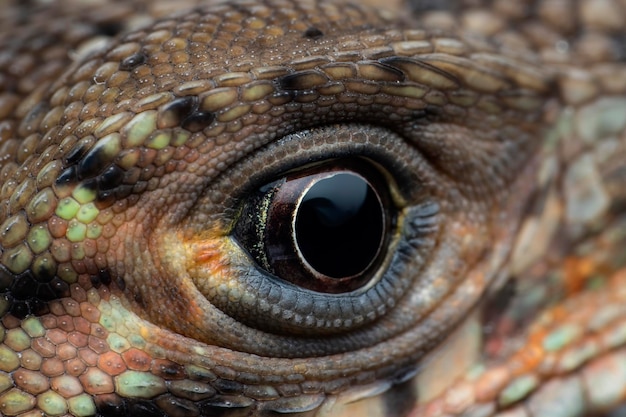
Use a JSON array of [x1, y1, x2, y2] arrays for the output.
[[293, 170, 385, 284], [249, 159, 393, 294]]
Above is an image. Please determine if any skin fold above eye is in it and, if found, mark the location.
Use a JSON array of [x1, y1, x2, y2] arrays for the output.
[[0, 1, 624, 417]]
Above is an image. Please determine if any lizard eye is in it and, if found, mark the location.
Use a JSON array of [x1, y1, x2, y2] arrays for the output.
[[185, 126, 442, 340], [233, 158, 394, 293]]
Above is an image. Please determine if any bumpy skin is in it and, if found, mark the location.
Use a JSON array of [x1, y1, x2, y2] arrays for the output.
[[0, 0, 625, 416]]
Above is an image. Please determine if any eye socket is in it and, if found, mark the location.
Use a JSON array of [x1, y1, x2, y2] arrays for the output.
[[234, 159, 395, 294]]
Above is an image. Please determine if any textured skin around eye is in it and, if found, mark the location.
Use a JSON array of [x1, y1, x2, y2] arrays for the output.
[[0, 1, 625, 417]]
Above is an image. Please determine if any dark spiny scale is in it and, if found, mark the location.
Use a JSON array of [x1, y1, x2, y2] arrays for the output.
[[96, 190, 117, 209], [25, 298, 49, 316], [36, 283, 59, 301], [10, 271, 38, 299], [97, 164, 125, 191], [157, 96, 216, 132], [90, 269, 112, 287], [64, 139, 92, 166], [5, 292, 50, 318], [277, 71, 329, 91], [181, 111, 216, 133], [56, 165, 79, 188], [8, 300, 28, 319], [36, 277, 70, 300], [49, 277, 70, 298], [159, 96, 200, 122], [304, 26, 324, 39], [79, 141, 120, 180], [32, 259, 56, 283], [119, 51, 148, 71]]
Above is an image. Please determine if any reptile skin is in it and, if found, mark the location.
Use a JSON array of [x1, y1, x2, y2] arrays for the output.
[[0, 0, 625, 416]]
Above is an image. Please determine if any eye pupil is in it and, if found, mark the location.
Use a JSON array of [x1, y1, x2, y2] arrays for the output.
[[295, 173, 384, 279]]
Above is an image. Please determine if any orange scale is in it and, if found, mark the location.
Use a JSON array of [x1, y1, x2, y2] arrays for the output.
[[97, 351, 127, 376], [121, 347, 152, 372]]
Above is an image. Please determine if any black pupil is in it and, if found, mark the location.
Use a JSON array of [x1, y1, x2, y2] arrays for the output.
[[294, 173, 384, 278]]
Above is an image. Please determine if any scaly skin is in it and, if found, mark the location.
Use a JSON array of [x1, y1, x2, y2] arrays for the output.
[[0, 1, 624, 416]]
